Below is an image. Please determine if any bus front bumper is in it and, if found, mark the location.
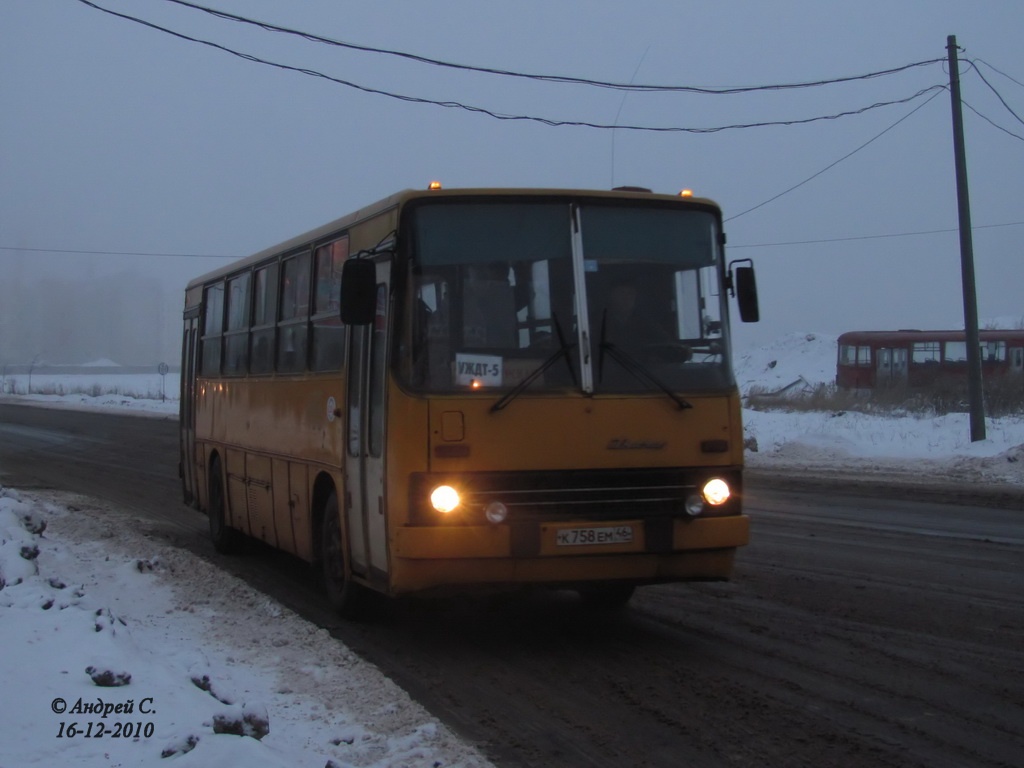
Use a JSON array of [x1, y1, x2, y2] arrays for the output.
[[388, 514, 749, 594]]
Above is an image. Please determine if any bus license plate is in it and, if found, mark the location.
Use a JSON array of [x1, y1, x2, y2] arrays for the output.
[[556, 526, 633, 547]]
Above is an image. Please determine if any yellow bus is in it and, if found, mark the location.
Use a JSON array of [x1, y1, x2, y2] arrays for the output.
[[180, 185, 760, 614]]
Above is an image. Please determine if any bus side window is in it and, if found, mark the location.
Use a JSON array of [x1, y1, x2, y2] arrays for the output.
[[312, 237, 348, 372], [223, 272, 251, 375], [250, 263, 278, 374], [278, 253, 311, 373], [201, 282, 225, 375]]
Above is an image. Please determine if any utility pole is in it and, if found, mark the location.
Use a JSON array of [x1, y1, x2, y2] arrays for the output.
[[946, 35, 986, 441]]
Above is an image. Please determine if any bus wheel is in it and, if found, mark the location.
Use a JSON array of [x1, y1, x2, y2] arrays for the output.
[[320, 491, 361, 618], [208, 456, 240, 554], [578, 583, 635, 612]]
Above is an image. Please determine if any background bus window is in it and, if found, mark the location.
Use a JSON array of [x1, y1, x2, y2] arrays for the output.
[[278, 253, 311, 373], [839, 344, 872, 365], [981, 340, 1006, 362], [944, 341, 968, 363], [312, 237, 348, 372], [250, 263, 278, 374], [912, 341, 941, 364], [200, 281, 224, 375], [223, 272, 251, 375]]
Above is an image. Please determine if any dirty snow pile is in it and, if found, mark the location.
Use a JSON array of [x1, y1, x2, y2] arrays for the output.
[[734, 331, 1024, 488], [0, 487, 493, 768]]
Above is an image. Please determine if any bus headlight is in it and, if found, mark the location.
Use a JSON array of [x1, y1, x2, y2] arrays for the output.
[[702, 478, 731, 506], [430, 485, 461, 514], [684, 494, 705, 516], [484, 501, 509, 524]]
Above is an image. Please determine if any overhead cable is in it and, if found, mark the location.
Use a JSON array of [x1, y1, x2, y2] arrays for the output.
[[0, 246, 234, 258], [75, 0, 945, 134], [725, 88, 946, 221], [159, 0, 944, 95], [961, 100, 1024, 142], [7, 221, 1023, 259], [972, 58, 1024, 90], [729, 221, 1024, 250], [966, 61, 1024, 127]]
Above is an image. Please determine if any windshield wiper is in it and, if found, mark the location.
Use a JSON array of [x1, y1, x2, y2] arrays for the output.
[[491, 315, 576, 413], [600, 342, 693, 410], [597, 309, 692, 410], [599, 340, 694, 411]]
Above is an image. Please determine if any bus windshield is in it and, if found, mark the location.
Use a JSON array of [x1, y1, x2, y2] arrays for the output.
[[404, 199, 733, 395]]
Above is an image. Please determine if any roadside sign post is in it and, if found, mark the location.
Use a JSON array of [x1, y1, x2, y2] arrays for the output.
[[158, 362, 169, 402]]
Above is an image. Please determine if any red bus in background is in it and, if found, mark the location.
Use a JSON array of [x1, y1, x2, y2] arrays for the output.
[[837, 330, 1024, 390]]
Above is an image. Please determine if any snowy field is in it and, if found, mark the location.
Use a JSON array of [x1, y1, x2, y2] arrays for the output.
[[1, 334, 1022, 766]]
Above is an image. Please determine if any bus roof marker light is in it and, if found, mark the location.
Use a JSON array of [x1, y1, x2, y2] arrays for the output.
[[679, 189, 694, 198], [428, 181, 443, 190]]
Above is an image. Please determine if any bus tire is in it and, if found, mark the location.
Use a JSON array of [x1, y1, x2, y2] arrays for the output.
[[320, 491, 361, 618], [208, 456, 240, 554]]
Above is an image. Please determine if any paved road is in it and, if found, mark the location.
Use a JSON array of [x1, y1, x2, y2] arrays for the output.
[[1, 402, 1021, 767]]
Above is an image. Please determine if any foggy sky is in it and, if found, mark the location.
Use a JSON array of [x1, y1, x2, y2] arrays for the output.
[[1, 0, 1022, 365]]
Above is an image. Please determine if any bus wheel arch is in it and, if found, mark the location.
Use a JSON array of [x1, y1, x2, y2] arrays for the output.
[[208, 451, 240, 554]]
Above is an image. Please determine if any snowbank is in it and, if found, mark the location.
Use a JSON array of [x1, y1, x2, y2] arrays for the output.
[[0, 488, 493, 768]]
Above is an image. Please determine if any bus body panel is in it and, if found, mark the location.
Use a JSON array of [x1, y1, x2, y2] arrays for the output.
[[194, 376, 346, 562], [377, 388, 748, 596], [387, 549, 740, 596], [423, 392, 742, 473]]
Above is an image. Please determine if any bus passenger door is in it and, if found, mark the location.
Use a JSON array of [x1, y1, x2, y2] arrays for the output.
[[1011, 348, 1023, 376], [877, 348, 893, 387], [180, 313, 200, 506], [877, 347, 907, 387], [345, 260, 391, 582]]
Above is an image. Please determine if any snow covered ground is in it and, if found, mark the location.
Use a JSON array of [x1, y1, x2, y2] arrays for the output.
[[734, 332, 1024, 489], [1, 334, 1021, 766], [0, 488, 493, 768]]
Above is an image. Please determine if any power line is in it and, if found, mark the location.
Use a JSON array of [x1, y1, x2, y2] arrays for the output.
[[159, 0, 945, 95], [962, 99, 1024, 142], [725, 87, 946, 222], [6, 221, 1022, 259], [723, 64, 1023, 226], [0, 246, 234, 258], [966, 60, 1024, 128], [973, 58, 1024, 90], [728, 221, 1024, 250], [75, 0, 946, 133]]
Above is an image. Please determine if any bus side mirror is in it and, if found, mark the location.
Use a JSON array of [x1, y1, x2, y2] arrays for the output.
[[735, 266, 759, 323], [727, 259, 760, 323], [340, 259, 376, 325]]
